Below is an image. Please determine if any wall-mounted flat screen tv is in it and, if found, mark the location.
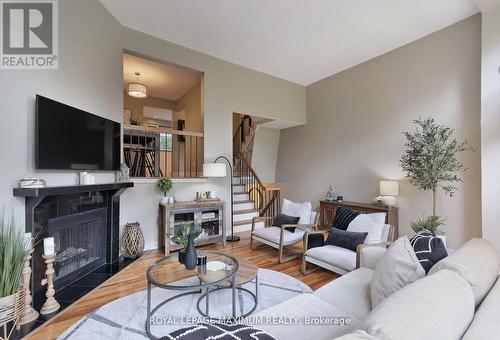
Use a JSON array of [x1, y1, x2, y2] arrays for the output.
[[36, 95, 121, 171]]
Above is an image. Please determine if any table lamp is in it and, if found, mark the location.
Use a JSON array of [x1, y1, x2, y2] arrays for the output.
[[379, 180, 399, 208]]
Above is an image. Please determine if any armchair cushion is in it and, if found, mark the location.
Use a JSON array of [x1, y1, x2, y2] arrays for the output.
[[273, 213, 300, 232], [282, 198, 312, 224], [306, 233, 325, 250], [325, 228, 368, 252], [305, 245, 357, 273], [347, 215, 385, 244], [332, 207, 360, 230], [252, 226, 305, 246]]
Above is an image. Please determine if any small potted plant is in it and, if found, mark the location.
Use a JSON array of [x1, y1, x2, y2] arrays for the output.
[[171, 223, 201, 269], [0, 212, 28, 328], [157, 177, 172, 204]]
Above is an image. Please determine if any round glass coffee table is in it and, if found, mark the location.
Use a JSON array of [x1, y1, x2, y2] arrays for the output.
[[196, 257, 258, 318], [146, 251, 239, 339]]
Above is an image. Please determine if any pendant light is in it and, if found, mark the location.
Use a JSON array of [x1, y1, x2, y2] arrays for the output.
[[127, 72, 147, 98]]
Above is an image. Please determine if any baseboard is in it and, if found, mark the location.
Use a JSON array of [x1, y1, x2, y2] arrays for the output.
[[144, 241, 159, 251]]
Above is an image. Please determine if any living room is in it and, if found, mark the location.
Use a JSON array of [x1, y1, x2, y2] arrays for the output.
[[0, 0, 499, 339]]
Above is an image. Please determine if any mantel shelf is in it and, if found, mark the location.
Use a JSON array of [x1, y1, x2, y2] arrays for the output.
[[13, 182, 134, 198]]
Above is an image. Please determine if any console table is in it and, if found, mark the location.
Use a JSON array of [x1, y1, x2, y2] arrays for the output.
[[320, 200, 399, 237], [159, 201, 226, 256]]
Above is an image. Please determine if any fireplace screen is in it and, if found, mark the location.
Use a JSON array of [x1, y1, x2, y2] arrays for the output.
[[48, 208, 107, 290]]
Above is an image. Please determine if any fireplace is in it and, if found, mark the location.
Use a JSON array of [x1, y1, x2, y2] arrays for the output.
[[13, 182, 132, 308]]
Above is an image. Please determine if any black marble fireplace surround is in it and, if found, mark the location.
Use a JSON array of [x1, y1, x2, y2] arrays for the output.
[[13, 182, 133, 308]]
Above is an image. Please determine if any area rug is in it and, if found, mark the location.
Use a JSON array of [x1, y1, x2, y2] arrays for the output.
[[58, 268, 312, 339]]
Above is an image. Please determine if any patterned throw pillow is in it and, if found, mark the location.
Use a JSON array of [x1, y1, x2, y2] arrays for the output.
[[409, 230, 448, 273], [332, 207, 360, 230], [162, 323, 276, 340]]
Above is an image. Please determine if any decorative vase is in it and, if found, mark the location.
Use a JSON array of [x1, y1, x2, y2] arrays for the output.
[[121, 222, 145, 259], [184, 235, 197, 270], [178, 249, 186, 264], [160, 195, 168, 204]]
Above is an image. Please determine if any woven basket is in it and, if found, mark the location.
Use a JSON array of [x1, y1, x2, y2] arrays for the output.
[[0, 288, 25, 326], [121, 222, 145, 258]]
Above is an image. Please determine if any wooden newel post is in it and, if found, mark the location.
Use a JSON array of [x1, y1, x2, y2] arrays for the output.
[[40, 254, 60, 316]]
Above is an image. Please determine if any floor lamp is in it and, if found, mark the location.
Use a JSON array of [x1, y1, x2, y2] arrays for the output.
[[203, 156, 240, 242]]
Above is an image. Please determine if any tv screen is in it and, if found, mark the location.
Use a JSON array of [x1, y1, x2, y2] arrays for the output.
[[36, 95, 121, 171]]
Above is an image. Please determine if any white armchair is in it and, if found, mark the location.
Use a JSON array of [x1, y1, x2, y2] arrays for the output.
[[302, 224, 395, 275], [250, 200, 320, 263]]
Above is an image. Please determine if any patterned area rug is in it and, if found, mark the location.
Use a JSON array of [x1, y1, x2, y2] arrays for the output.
[[58, 268, 312, 339]]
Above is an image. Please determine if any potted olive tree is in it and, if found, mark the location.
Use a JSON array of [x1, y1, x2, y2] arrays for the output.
[[0, 212, 28, 329], [400, 117, 473, 245], [157, 177, 172, 204], [171, 223, 202, 269]]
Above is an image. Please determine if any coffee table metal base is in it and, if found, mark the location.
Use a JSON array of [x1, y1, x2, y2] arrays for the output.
[[196, 274, 259, 318]]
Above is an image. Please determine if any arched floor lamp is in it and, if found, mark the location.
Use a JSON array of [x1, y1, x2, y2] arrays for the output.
[[203, 157, 240, 242]]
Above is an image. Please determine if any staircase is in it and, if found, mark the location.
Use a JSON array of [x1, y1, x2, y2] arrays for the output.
[[232, 114, 281, 232]]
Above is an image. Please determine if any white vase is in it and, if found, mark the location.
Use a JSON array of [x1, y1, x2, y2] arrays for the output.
[[437, 234, 447, 248], [160, 196, 168, 204]]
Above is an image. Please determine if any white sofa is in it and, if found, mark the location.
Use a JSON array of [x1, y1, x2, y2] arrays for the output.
[[248, 238, 500, 340]]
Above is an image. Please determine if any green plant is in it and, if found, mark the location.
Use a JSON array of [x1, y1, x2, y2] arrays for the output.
[[0, 211, 27, 298], [400, 117, 473, 216], [157, 177, 172, 197], [411, 215, 446, 235], [171, 223, 202, 249]]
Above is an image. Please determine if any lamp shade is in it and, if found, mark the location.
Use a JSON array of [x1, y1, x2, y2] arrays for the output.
[[380, 180, 399, 196], [203, 163, 227, 177], [127, 83, 147, 98]]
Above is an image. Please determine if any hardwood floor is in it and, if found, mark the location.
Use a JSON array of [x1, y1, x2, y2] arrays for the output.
[[24, 231, 338, 340]]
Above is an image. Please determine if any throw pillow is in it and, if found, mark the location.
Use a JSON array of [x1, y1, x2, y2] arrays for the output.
[[273, 213, 300, 232], [306, 233, 325, 249], [409, 230, 448, 273], [347, 214, 385, 244], [325, 227, 368, 252], [370, 236, 426, 308], [164, 323, 276, 340], [365, 212, 387, 224], [281, 198, 312, 224], [332, 207, 360, 230]]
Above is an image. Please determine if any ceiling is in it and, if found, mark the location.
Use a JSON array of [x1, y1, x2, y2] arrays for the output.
[[123, 53, 201, 101], [106, 0, 479, 86]]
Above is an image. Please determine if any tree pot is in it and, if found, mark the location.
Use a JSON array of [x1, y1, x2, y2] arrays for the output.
[[160, 196, 168, 204]]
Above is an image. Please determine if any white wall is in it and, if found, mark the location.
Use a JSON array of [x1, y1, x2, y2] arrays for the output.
[[276, 15, 482, 248], [481, 7, 500, 253], [0, 0, 306, 249], [251, 127, 280, 183]]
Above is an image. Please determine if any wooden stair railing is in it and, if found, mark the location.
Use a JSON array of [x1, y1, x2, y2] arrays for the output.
[[234, 151, 281, 226]]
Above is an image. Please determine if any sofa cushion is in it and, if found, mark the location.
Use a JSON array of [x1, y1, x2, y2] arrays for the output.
[[250, 293, 358, 340], [325, 228, 368, 252], [347, 214, 385, 244], [463, 276, 500, 340], [359, 246, 387, 270], [272, 213, 300, 232], [282, 198, 312, 225], [314, 267, 374, 320], [428, 238, 499, 308], [252, 226, 305, 246], [361, 269, 475, 340], [370, 237, 425, 307], [332, 207, 360, 230], [409, 230, 448, 273], [305, 245, 357, 273]]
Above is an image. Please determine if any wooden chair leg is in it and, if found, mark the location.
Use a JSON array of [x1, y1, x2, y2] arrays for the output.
[[301, 257, 320, 275]]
